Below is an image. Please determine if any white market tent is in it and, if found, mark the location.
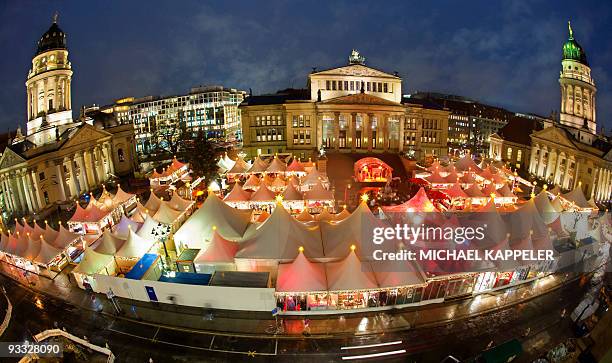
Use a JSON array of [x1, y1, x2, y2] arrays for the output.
[[93, 230, 126, 255], [304, 181, 334, 201], [33, 237, 64, 266], [144, 192, 163, 214], [454, 154, 482, 173], [173, 193, 251, 249], [194, 229, 239, 265], [534, 191, 560, 224], [243, 174, 261, 191], [227, 156, 250, 176], [235, 203, 323, 261], [266, 156, 287, 173], [562, 186, 596, 210], [276, 251, 328, 293], [224, 182, 252, 208], [295, 209, 315, 222], [371, 259, 425, 288], [152, 202, 183, 226], [115, 229, 156, 259], [137, 215, 171, 241], [504, 199, 549, 243], [167, 193, 195, 212], [247, 157, 269, 174], [325, 250, 378, 291], [113, 216, 143, 240]]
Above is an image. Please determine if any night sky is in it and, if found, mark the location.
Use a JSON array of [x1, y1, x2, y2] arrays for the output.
[[1, 1, 611, 132]]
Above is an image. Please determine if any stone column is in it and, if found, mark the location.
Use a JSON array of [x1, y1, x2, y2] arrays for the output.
[[54, 76, 59, 112], [333, 112, 340, 151], [537, 147, 546, 178], [349, 112, 356, 151], [20, 172, 34, 213], [1, 177, 13, 212], [88, 149, 100, 186], [25, 171, 40, 212], [66, 79, 71, 110], [383, 114, 390, 151], [32, 83, 38, 117], [76, 152, 90, 191], [529, 145, 538, 174], [573, 160, 581, 190], [68, 157, 79, 196], [55, 161, 67, 201], [398, 115, 405, 152], [43, 79, 49, 113], [316, 114, 323, 150], [553, 153, 563, 185], [366, 113, 373, 152], [5, 177, 17, 212], [106, 143, 115, 175]]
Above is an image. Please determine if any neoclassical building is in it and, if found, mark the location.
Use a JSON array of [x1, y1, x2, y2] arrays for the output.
[[0, 16, 136, 218], [240, 50, 449, 160], [528, 23, 612, 202]]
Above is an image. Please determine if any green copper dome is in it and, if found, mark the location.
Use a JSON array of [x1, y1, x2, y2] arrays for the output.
[[563, 21, 588, 65]]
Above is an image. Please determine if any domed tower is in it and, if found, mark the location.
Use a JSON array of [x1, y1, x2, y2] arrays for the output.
[[559, 21, 596, 135], [25, 13, 73, 143]]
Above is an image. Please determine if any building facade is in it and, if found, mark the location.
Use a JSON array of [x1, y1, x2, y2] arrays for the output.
[[0, 17, 137, 218], [240, 50, 449, 160], [488, 114, 545, 170], [406, 92, 513, 157], [94, 86, 246, 158], [527, 23, 611, 202]]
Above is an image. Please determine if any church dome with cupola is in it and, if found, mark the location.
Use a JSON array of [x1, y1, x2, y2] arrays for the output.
[[36, 16, 67, 55], [562, 21, 588, 65]]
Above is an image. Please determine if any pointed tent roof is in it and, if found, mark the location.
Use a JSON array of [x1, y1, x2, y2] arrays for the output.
[[243, 174, 261, 190], [20, 220, 35, 235], [69, 202, 110, 223], [304, 181, 334, 200], [562, 186, 593, 209], [72, 247, 115, 275], [174, 193, 251, 246], [92, 188, 116, 211], [426, 160, 443, 173], [286, 158, 305, 173], [533, 191, 560, 224], [335, 208, 351, 221], [383, 187, 437, 213], [276, 252, 328, 293], [130, 201, 151, 223], [266, 156, 287, 173], [295, 208, 315, 222], [31, 221, 46, 240], [93, 230, 126, 255], [444, 183, 469, 199], [22, 235, 41, 260], [460, 172, 477, 184], [0, 233, 9, 252], [372, 259, 424, 288], [236, 203, 323, 260], [469, 199, 508, 247], [113, 184, 136, 206], [137, 215, 169, 241], [224, 182, 252, 202], [168, 193, 194, 211], [250, 184, 276, 202], [302, 168, 325, 186], [227, 155, 249, 175], [425, 169, 447, 184], [116, 229, 156, 258], [33, 237, 63, 265], [169, 156, 187, 171], [256, 210, 270, 223], [497, 184, 516, 198], [286, 175, 300, 187], [6, 232, 28, 257], [270, 176, 286, 190], [445, 169, 460, 183], [194, 229, 238, 264], [550, 197, 564, 212], [454, 154, 482, 173], [42, 223, 59, 242], [113, 215, 143, 240], [465, 184, 485, 198], [322, 202, 385, 259], [262, 173, 275, 186], [281, 183, 303, 201], [505, 199, 549, 243], [153, 202, 182, 225], [479, 165, 498, 180], [315, 208, 335, 222], [144, 192, 163, 213], [247, 157, 269, 173], [50, 224, 81, 250], [326, 250, 378, 291], [482, 182, 501, 197]]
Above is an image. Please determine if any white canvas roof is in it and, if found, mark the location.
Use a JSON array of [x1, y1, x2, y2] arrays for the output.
[[295, 209, 315, 222], [276, 252, 328, 293], [224, 182, 252, 202], [562, 186, 593, 209], [315, 208, 335, 222], [281, 183, 303, 201], [247, 157, 269, 173], [335, 208, 351, 221], [250, 184, 276, 202], [113, 216, 143, 240], [72, 247, 115, 275], [465, 184, 485, 198], [383, 187, 437, 213], [50, 224, 81, 250], [243, 174, 261, 190], [533, 191, 560, 224], [236, 203, 323, 260], [266, 157, 287, 173], [321, 202, 386, 259], [302, 168, 325, 186], [445, 183, 469, 199], [371, 259, 425, 288], [173, 193, 251, 247], [33, 237, 63, 265], [93, 230, 126, 255], [504, 199, 549, 243], [113, 185, 136, 206], [144, 192, 163, 213], [304, 181, 334, 201], [167, 193, 194, 211], [454, 154, 482, 173], [326, 250, 378, 291], [115, 229, 156, 258], [194, 230, 238, 264], [152, 202, 182, 225], [137, 215, 171, 241], [227, 156, 249, 175]]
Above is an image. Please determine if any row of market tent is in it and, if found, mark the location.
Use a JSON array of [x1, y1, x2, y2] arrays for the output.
[[173, 185, 604, 282], [149, 156, 190, 186], [219, 153, 318, 179]]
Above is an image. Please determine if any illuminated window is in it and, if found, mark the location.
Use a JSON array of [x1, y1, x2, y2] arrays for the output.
[[506, 147, 512, 160], [517, 150, 522, 162]]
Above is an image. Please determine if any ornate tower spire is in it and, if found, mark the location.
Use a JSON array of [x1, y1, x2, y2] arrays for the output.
[[568, 20, 573, 39], [53, 11, 59, 24]]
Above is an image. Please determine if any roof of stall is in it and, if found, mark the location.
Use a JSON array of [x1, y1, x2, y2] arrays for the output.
[[304, 181, 334, 201], [173, 193, 251, 245], [72, 247, 115, 275], [250, 184, 276, 202], [243, 174, 261, 190], [115, 229, 156, 258], [137, 215, 171, 241], [326, 250, 378, 291], [69, 202, 110, 223], [295, 209, 314, 222], [276, 252, 328, 293], [444, 183, 469, 199], [93, 230, 126, 255], [454, 154, 482, 173], [113, 184, 136, 206], [247, 157, 269, 174], [383, 187, 438, 213], [562, 186, 593, 209], [152, 202, 183, 225], [286, 158, 306, 173], [193, 230, 238, 264], [371, 259, 425, 288], [465, 184, 485, 198], [144, 192, 163, 214], [113, 216, 143, 240], [167, 193, 194, 211], [50, 224, 81, 250], [224, 182, 252, 202], [281, 183, 303, 201], [227, 156, 250, 174], [33, 237, 63, 265], [266, 156, 287, 173], [236, 203, 323, 260]]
